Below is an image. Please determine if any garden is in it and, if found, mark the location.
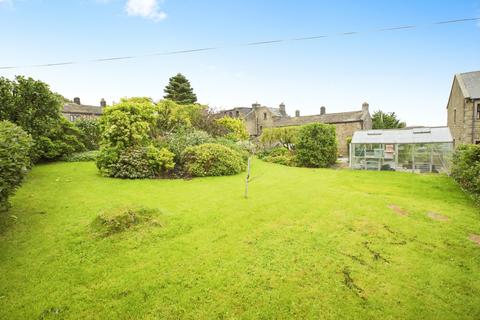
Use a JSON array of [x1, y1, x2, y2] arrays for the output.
[[0, 75, 480, 319]]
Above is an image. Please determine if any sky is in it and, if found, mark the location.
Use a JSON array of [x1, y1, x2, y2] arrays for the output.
[[1, 0, 479, 126]]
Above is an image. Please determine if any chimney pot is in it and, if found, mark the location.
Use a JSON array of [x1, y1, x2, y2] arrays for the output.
[[320, 106, 326, 115], [362, 102, 369, 112], [100, 98, 106, 107], [295, 110, 300, 117], [73, 97, 81, 105], [279, 103, 286, 116]]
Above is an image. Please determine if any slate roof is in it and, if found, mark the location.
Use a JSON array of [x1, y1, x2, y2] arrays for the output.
[[63, 103, 103, 115], [268, 107, 283, 117], [273, 110, 367, 127], [456, 71, 480, 99], [351, 126, 453, 144]]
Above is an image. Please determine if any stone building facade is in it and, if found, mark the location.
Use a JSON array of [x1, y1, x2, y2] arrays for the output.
[[446, 71, 480, 146], [62, 97, 105, 122], [220, 102, 372, 156]]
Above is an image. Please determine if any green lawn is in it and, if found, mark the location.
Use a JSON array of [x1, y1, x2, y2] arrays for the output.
[[1, 159, 479, 319]]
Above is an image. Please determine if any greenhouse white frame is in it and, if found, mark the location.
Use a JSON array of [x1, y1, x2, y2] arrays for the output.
[[349, 127, 453, 173]]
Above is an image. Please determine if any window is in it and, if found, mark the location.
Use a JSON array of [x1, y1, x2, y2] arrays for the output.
[[229, 112, 233, 117], [236, 110, 239, 117], [453, 109, 457, 124], [263, 112, 267, 120], [259, 126, 263, 133], [477, 104, 480, 120], [476, 140, 480, 145]]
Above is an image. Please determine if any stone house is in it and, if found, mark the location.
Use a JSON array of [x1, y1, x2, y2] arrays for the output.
[[62, 97, 105, 122], [220, 102, 372, 156], [446, 71, 480, 146]]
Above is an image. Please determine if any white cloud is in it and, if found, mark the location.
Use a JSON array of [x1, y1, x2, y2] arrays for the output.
[[124, 0, 167, 22]]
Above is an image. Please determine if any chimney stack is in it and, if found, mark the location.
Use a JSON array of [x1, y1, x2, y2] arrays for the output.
[[320, 106, 326, 115], [362, 102, 369, 112], [100, 98, 106, 108], [73, 97, 81, 105], [252, 102, 261, 109], [295, 110, 300, 117], [279, 103, 286, 116]]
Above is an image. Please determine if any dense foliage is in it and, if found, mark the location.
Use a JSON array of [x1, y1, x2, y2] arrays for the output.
[[61, 150, 100, 162], [97, 146, 175, 179], [259, 147, 296, 166], [97, 98, 176, 179], [372, 110, 406, 129], [0, 121, 33, 211], [191, 107, 229, 137], [296, 123, 338, 168], [215, 117, 249, 141], [260, 126, 299, 150], [75, 119, 101, 150], [0, 76, 84, 161], [165, 129, 212, 164], [163, 73, 197, 105], [182, 143, 246, 177], [451, 144, 480, 201]]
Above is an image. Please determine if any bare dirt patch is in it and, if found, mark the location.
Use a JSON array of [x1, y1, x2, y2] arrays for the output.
[[469, 234, 480, 246], [388, 204, 408, 216], [427, 212, 450, 222]]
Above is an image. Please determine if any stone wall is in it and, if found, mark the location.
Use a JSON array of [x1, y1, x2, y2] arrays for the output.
[[447, 78, 479, 145], [334, 122, 363, 157]]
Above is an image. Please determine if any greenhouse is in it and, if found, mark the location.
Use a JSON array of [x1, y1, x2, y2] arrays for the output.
[[349, 127, 453, 173]]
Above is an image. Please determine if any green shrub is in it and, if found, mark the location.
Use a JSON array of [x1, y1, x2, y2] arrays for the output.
[[97, 146, 174, 179], [91, 207, 162, 237], [75, 119, 101, 150], [215, 117, 249, 141], [296, 123, 337, 168], [451, 144, 480, 201], [212, 137, 252, 161], [259, 147, 296, 166], [0, 121, 33, 211], [166, 129, 212, 163], [182, 143, 246, 177], [61, 150, 99, 162]]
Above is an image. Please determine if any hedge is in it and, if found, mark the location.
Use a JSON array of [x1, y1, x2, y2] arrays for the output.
[[0, 121, 32, 211], [451, 144, 480, 202]]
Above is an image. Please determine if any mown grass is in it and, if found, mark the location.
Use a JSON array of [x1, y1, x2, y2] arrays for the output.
[[0, 159, 479, 319]]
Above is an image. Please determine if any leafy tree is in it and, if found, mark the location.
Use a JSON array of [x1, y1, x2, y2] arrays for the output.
[[163, 73, 197, 104], [296, 123, 337, 168], [155, 99, 200, 135], [215, 117, 249, 141], [372, 111, 406, 129], [97, 98, 174, 178], [0, 121, 33, 211], [260, 126, 299, 150], [0, 76, 83, 161], [191, 106, 228, 137], [75, 119, 101, 150]]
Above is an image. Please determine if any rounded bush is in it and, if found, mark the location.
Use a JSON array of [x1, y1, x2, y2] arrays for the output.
[[97, 145, 174, 179], [296, 123, 337, 168], [182, 143, 246, 177], [0, 121, 32, 211], [166, 129, 212, 163]]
